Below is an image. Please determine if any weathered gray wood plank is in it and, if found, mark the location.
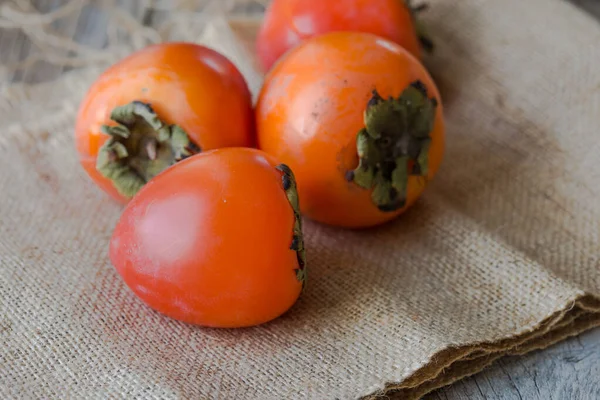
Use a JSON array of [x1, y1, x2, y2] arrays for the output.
[[425, 327, 600, 400], [571, 0, 600, 16]]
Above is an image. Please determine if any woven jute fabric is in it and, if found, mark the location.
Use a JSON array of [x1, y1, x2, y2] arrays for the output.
[[1, 0, 599, 399]]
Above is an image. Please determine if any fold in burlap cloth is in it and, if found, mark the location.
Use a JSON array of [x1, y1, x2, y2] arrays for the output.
[[1, 0, 599, 399]]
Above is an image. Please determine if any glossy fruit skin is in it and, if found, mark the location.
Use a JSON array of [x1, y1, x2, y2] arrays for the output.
[[256, 32, 445, 229], [109, 148, 303, 328], [75, 42, 255, 203], [256, 0, 421, 72]]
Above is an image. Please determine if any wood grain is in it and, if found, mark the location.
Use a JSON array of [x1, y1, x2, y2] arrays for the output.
[[0, 1, 599, 399], [425, 328, 600, 400]]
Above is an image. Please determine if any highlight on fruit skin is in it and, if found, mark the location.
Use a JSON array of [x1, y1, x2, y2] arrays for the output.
[[74, 42, 255, 203], [255, 31, 445, 229], [108, 147, 306, 328]]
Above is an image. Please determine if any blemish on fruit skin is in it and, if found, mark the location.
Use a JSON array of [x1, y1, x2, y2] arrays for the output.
[[252, 153, 272, 168], [136, 284, 151, 295], [292, 14, 315, 35], [94, 106, 108, 134], [172, 297, 193, 316], [284, 26, 300, 47], [260, 74, 295, 116], [375, 37, 398, 53], [201, 53, 228, 76]]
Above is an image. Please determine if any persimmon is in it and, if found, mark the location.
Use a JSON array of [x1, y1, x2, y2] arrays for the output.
[[256, 31, 445, 228], [75, 42, 254, 203], [109, 148, 306, 328], [256, 0, 432, 72]]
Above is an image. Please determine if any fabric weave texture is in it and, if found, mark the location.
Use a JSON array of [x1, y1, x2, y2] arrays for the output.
[[1, 0, 599, 399]]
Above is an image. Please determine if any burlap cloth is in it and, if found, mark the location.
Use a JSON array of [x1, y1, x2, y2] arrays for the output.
[[1, 0, 599, 399]]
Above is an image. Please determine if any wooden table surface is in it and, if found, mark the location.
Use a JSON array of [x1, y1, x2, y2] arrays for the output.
[[1, 1, 599, 399]]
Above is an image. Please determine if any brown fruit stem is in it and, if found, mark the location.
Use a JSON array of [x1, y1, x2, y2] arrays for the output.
[[276, 164, 307, 290], [96, 101, 200, 199], [405, 0, 434, 52], [346, 80, 438, 212]]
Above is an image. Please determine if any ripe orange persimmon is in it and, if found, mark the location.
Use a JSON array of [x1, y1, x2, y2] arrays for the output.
[[109, 148, 306, 328], [256, 0, 432, 72], [75, 42, 254, 203], [256, 31, 445, 228]]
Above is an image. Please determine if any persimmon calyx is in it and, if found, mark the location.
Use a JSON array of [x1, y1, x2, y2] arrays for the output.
[[276, 164, 307, 290], [405, 0, 434, 52], [347, 80, 438, 212], [96, 101, 200, 199]]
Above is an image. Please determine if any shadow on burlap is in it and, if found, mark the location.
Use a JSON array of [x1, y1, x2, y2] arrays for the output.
[[1, 0, 599, 399]]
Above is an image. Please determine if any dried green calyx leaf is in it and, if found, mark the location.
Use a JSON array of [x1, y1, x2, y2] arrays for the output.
[[404, 0, 434, 52], [96, 101, 200, 199], [276, 164, 306, 290], [347, 80, 438, 212]]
